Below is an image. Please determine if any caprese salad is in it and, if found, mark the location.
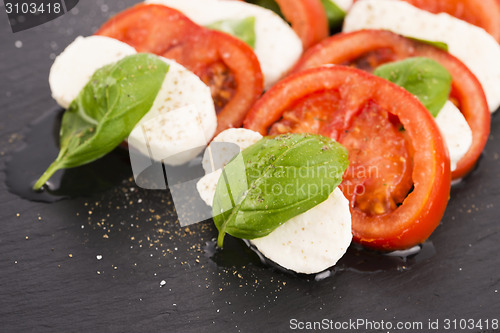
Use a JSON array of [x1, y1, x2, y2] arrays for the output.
[[33, 0, 498, 275]]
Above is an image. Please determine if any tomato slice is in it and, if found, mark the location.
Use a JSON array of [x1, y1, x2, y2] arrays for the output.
[[96, 4, 263, 134], [401, 0, 500, 43], [244, 66, 451, 250], [273, 0, 329, 49], [292, 29, 490, 179]]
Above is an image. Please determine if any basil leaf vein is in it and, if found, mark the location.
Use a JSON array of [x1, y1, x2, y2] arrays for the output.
[[33, 54, 169, 190], [374, 57, 452, 117], [213, 133, 349, 247]]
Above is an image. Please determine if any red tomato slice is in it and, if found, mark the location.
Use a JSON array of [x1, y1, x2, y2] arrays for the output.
[[96, 4, 263, 134], [401, 0, 500, 43], [274, 0, 329, 49], [293, 29, 490, 180], [244, 66, 451, 251]]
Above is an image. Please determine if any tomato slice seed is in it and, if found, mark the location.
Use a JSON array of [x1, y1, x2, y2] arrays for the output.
[[292, 30, 490, 179], [270, 92, 414, 216], [339, 102, 413, 216], [197, 61, 237, 114]]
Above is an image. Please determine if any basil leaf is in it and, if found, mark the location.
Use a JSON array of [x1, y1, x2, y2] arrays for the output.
[[321, 0, 346, 28], [407, 37, 449, 52], [374, 57, 452, 117], [207, 17, 257, 49], [213, 133, 349, 247], [33, 54, 169, 190]]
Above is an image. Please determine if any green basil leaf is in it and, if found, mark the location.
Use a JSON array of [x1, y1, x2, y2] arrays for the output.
[[213, 133, 349, 247], [207, 17, 257, 49], [321, 0, 346, 28], [407, 37, 449, 52], [374, 57, 452, 117], [247, 0, 284, 20], [33, 54, 169, 190]]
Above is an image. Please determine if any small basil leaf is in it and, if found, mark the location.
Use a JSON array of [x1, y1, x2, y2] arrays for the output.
[[33, 54, 169, 190], [207, 17, 257, 49], [213, 133, 349, 247], [374, 57, 452, 117], [321, 0, 346, 28], [408, 37, 449, 52]]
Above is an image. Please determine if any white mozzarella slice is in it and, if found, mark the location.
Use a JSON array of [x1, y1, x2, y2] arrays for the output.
[[202, 128, 263, 173], [49, 36, 137, 109], [197, 128, 262, 205], [435, 101, 473, 172], [250, 188, 352, 274], [128, 58, 217, 166], [343, 0, 500, 112], [196, 129, 352, 274], [196, 169, 222, 207], [145, 0, 303, 89]]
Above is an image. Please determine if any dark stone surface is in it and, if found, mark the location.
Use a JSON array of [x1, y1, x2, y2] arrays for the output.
[[0, 1, 499, 332]]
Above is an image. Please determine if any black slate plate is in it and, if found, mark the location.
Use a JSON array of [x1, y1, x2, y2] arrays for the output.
[[1, 1, 499, 332]]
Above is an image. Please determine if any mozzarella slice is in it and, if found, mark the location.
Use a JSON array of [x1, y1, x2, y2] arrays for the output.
[[250, 188, 352, 274], [435, 101, 473, 172], [145, 0, 303, 89], [202, 128, 263, 173], [343, 0, 500, 112], [49, 36, 137, 109], [196, 128, 352, 274], [128, 58, 217, 166], [197, 128, 262, 206]]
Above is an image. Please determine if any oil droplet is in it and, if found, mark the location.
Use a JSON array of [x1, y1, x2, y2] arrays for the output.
[[204, 236, 436, 279], [5, 110, 132, 202]]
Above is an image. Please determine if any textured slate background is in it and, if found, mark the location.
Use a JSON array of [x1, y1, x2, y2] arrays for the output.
[[0, 1, 499, 332]]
